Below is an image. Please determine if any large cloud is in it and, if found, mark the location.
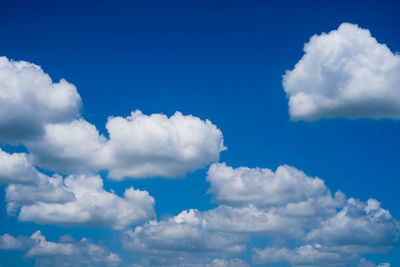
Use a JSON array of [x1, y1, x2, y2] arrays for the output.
[[122, 163, 399, 266], [0, 231, 120, 267], [283, 23, 400, 120], [207, 163, 343, 209], [27, 111, 225, 179], [0, 56, 81, 142], [101, 111, 225, 179]]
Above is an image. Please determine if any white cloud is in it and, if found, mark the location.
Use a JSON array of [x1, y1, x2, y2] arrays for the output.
[[26, 119, 106, 173], [101, 111, 225, 179], [0, 233, 30, 250], [0, 231, 120, 267], [251, 197, 398, 266], [0, 56, 225, 179], [358, 258, 391, 267], [252, 245, 393, 267], [129, 257, 250, 267], [0, 56, 81, 142], [123, 163, 398, 266], [207, 163, 343, 209], [306, 198, 399, 253], [0, 148, 39, 184], [5, 173, 75, 215], [28, 111, 225, 179], [207, 258, 250, 267], [252, 245, 350, 266], [122, 209, 246, 259], [13, 174, 155, 230], [0, 148, 75, 214], [283, 23, 400, 120], [1, 152, 156, 229]]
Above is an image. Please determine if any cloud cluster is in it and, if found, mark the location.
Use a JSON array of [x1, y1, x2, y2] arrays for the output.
[[283, 23, 400, 120], [0, 231, 120, 267], [0, 56, 225, 179], [123, 163, 399, 266], [1, 20, 400, 266]]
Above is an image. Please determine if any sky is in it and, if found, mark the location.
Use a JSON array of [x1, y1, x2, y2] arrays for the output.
[[0, 0, 400, 266]]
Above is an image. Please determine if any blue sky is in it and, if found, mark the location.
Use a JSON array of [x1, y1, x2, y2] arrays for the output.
[[0, 0, 400, 266]]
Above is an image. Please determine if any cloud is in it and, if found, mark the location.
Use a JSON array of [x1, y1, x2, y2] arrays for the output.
[[130, 257, 250, 267], [306, 198, 399, 254], [207, 163, 344, 209], [0, 56, 225, 179], [283, 23, 400, 120], [252, 245, 351, 266], [27, 111, 225, 179], [0, 231, 120, 267], [358, 258, 391, 267], [122, 209, 246, 257], [26, 119, 106, 173], [11, 174, 155, 230], [5, 173, 75, 215], [0, 148, 39, 184], [101, 111, 226, 179], [123, 163, 398, 266], [0, 233, 30, 250], [1, 148, 155, 229], [252, 245, 391, 267], [0, 56, 81, 142]]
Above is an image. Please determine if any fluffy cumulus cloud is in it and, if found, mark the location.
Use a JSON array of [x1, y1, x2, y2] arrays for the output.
[[0, 231, 120, 267], [27, 111, 225, 179], [122, 209, 246, 257], [0, 56, 81, 142], [101, 111, 225, 179], [207, 163, 342, 208], [1, 149, 155, 229], [0, 148, 39, 184], [283, 23, 400, 120], [11, 174, 155, 230], [122, 163, 399, 266], [26, 119, 107, 173], [306, 198, 399, 254]]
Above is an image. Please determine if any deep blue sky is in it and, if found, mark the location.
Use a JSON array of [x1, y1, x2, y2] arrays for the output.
[[0, 0, 400, 266]]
